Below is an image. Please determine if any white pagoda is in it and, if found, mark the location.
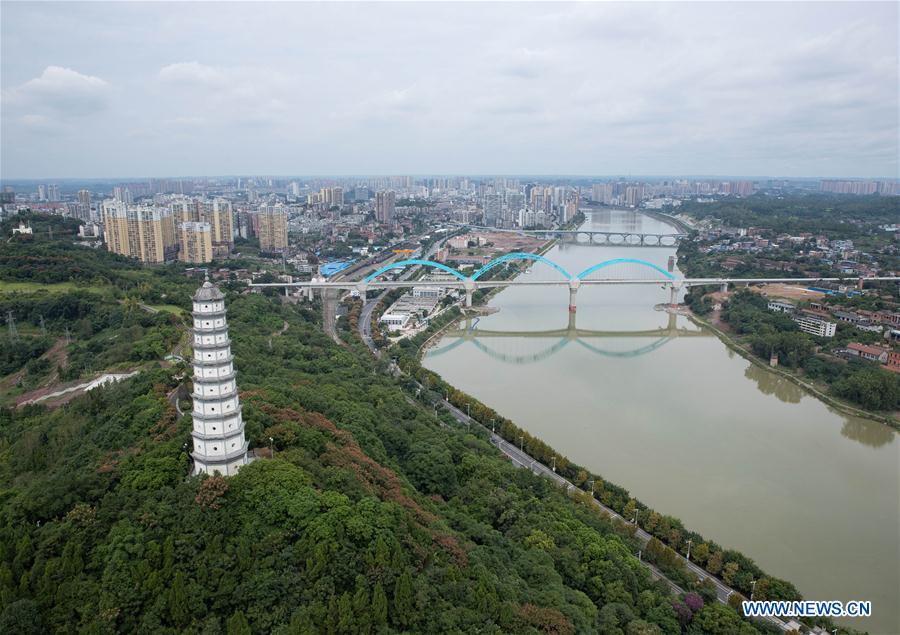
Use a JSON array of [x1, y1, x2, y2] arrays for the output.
[[189, 278, 249, 476]]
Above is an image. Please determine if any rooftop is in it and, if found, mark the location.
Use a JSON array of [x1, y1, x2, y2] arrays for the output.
[[193, 280, 224, 302]]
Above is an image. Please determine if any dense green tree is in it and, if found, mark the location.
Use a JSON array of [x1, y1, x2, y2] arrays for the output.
[[688, 602, 751, 634], [371, 582, 388, 627], [226, 610, 251, 635], [392, 570, 415, 628]]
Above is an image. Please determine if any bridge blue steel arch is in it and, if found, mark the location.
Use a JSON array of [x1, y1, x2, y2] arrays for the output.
[[364, 259, 468, 283], [471, 252, 573, 281], [575, 337, 672, 358], [576, 258, 675, 281], [426, 333, 673, 363], [471, 337, 571, 364]]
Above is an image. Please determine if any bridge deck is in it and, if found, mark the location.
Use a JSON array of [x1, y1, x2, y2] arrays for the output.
[[251, 276, 898, 290]]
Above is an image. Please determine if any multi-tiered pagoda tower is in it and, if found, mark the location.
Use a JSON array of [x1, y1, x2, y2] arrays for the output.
[[190, 278, 249, 476]]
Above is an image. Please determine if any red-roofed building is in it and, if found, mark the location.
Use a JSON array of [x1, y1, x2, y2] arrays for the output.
[[846, 343, 889, 363]]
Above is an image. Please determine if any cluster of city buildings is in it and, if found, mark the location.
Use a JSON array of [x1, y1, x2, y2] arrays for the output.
[[699, 228, 894, 279], [590, 180, 756, 206], [820, 179, 899, 196], [766, 299, 900, 371], [3, 175, 898, 269], [99, 197, 290, 264]]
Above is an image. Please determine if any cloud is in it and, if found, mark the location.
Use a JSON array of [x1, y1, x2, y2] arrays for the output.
[[0, 2, 896, 177], [498, 48, 555, 79], [159, 61, 228, 87], [20, 114, 59, 132], [3, 65, 110, 117], [155, 61, 292, 128]]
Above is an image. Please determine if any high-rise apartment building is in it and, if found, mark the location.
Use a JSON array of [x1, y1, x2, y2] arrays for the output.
[[179, 222, 214, 264], [198, 199, 234, 257], [318, 186, 344, 208], [624, 185, 644, 208], [113, 186, 133, 204], [591, 183, 614, 204], [101, 201, 177, 264], [75, 189, 92, 221], [47, 184, 60, 202], [375, 190, 396, 224], [257, 204, 289, 253], [170, 198, 195, 225], [506, 192, 525, 214], [562, 196, 578, 225], [483, 194, 502, 227], [734, 181, 755, 197], [168, 198, 233, 258]]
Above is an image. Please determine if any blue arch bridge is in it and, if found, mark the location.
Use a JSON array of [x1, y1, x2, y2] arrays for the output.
[[250, 251, 891, 312]]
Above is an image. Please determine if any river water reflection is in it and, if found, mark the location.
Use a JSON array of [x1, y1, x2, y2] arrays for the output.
[[424, 211, 899, 633]]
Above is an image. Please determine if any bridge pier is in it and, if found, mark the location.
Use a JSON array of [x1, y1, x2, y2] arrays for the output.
[[463, 278, 475, 308], [720, 282, 728, 294], [668, 282, 682, 308], [568, 278, 581, 313]]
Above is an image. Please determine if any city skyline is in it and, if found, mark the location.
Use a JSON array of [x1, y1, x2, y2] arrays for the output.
[[2, 2, 899, 179]]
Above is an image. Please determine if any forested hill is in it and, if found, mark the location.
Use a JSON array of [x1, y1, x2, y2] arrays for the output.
[[1, 220, 775, 633]]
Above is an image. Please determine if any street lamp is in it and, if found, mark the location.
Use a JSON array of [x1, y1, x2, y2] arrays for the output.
[[269, 436, 274, 457], [750, 580, 757, 601], [518, 435, 524, 451]]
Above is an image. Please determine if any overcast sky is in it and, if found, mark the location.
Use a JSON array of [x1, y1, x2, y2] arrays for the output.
[[1, 2, 897, 179]]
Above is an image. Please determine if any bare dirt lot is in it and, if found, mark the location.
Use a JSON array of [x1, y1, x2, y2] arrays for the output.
[[751, 283, 826, 301]]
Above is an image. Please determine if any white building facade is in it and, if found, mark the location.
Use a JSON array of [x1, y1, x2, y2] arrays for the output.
[[793, 314, 837, 338], [190, 279, 250, 476]]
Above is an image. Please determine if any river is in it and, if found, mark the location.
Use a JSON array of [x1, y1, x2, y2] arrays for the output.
[[423, 210, 900, 633]]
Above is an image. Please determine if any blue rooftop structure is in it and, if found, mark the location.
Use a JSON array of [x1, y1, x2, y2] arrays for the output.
[[320, 260, 356, 277]]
